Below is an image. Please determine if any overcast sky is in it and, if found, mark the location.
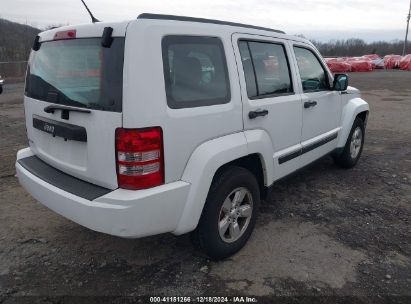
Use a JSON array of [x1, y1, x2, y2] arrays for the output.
[[1, 0, 409, 42]]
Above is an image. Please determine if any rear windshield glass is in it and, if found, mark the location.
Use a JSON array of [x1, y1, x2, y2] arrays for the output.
[[25, 38, 124, 112]]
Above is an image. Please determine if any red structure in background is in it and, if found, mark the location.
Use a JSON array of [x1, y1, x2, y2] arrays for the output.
[[325, 54, 411, 72], [384, 55, 402, 69], [324, 58, 352, 73], [399, 55, 411, 70], [345, 57, 373, 72]]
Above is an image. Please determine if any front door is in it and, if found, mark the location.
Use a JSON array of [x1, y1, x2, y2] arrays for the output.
[[290, 43, 342, 165]]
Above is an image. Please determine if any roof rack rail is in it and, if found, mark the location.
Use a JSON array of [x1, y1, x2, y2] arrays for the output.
[[137, 13, 286, 34]]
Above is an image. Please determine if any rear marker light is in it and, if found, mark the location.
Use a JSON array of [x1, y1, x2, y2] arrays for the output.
[[115, 128, 164, 190]]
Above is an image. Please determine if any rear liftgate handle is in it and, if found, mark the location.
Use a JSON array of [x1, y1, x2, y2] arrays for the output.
[[249, 109, 269, 119]]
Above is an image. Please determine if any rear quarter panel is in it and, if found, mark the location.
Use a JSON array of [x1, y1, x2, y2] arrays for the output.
[[122, 20, 244, 183]]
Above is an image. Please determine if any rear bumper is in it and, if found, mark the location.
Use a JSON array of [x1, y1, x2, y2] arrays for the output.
[[16, 148, 191, 238]]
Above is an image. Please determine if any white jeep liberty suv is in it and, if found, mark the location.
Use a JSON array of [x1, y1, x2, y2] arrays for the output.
[[16, 14, 369, 259]]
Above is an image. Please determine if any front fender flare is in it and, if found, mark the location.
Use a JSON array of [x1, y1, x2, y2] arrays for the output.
[[337, 97, 369, 148]]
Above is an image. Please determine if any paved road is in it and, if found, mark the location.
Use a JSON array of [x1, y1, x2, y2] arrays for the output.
[[1, 82, 24, 93]]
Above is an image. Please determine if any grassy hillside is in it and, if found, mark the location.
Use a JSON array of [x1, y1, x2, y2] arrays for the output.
[[0, 18, 41, 62]]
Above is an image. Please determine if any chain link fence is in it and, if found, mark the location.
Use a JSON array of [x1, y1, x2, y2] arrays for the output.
[[0, 61, 28, 82]]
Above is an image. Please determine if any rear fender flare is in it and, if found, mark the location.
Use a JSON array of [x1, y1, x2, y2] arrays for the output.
[[173, 131, 273, 235], [243, 129, 275, 186]]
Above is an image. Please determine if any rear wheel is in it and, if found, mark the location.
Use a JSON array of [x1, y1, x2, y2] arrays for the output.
[[191, 166, 260, 260], [334, 117, 365, 168]]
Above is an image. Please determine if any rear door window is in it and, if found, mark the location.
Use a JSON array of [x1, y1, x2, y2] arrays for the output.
[[238, 40, 293, 99], [25, 38, 124, 112], [162, 36, 231, 109]]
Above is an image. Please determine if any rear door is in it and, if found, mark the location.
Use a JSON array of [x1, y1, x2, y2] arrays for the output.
[[24, 33, 125, 189], [232, 34, 303, 180]]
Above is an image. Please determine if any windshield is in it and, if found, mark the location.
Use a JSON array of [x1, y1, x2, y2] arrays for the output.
[[25, 37, 124, 112]]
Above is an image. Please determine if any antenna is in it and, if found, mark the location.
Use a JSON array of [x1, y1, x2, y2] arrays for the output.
[[80, 0, 100, 23], [403, 0, 411, 56]]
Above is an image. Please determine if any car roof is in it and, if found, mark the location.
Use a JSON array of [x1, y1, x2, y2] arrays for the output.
[[137, 13, 286, 34], [135, 13, 312, 46], [37, 13, 312, 47]]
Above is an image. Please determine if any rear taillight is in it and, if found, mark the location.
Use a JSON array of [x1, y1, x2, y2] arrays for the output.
[[115, 128, 164, 190]]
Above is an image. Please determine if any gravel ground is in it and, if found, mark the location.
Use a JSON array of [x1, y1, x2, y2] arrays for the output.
[[0, 71, 410, 303]]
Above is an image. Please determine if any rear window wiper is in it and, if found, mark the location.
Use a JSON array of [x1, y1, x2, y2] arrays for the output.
[[44, 104, 91, 114]]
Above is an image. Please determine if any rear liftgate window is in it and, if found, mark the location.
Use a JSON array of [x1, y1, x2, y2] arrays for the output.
[[25, 38, 125, 112], [162, 36, 231, 109]]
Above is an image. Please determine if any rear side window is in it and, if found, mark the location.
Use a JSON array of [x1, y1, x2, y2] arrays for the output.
[[238, 40, 293, 99], [162, 36, 231, 109], [293, 46, 329, 92]]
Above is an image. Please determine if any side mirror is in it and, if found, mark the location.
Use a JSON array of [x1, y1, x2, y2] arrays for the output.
[[333, 74, 348, 91]]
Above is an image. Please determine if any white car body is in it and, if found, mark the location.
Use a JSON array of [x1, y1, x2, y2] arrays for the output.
[[16, 14, 369, 239]]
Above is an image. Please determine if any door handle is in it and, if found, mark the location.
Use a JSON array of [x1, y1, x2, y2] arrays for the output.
[[249, 109, 269, 119], [304, 100, 318, 109]]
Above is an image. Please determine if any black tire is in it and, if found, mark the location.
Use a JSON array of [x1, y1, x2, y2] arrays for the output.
[[334, 117, 365, 168], [0, 85, 3, 94], [191, 166, 260, 260]]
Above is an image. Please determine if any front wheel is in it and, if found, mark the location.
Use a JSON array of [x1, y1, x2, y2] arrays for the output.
[[191, 166, 260, 260], [334, 117, 365, 168]]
